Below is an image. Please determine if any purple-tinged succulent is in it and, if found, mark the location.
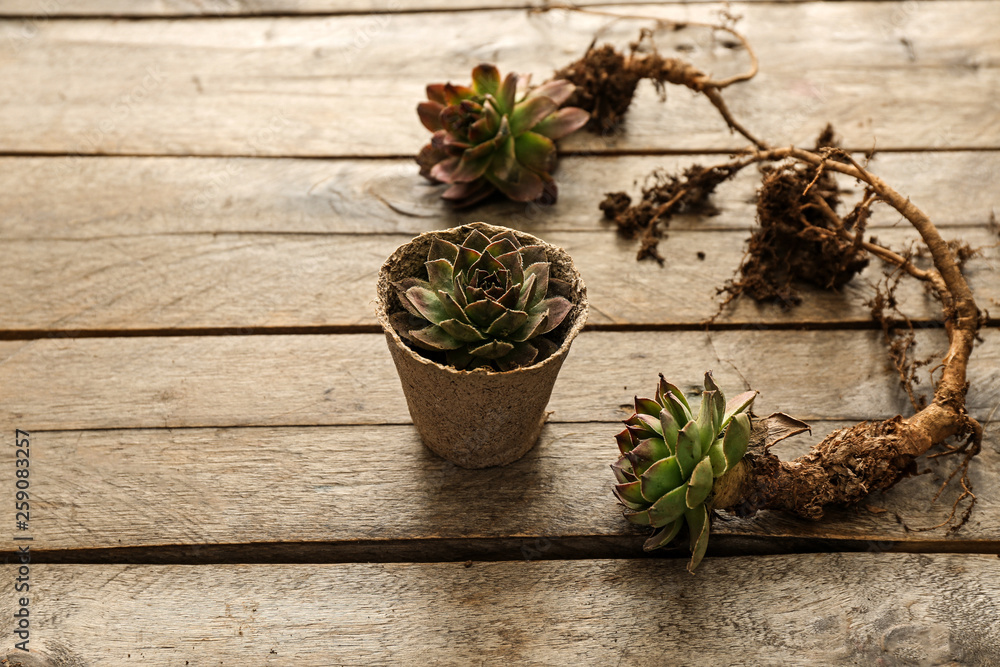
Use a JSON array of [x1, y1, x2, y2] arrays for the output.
[[417, 64, 589, 207]]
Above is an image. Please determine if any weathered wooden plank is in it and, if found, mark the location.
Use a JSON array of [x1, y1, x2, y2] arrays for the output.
[[2, 329, 998, 430], [1, 2, 998, 155], [3, 152, 997, 239], [7, 419, 998, 552], [2, 555, 999, 665], [0, 0, 804, 18], [4, 226, 997, 331]]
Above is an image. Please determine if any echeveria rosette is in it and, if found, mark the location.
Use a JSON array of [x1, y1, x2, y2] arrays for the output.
[[390, 228, 574, 371], [612, 372, 757, 572], [417, 64, 590, 207]]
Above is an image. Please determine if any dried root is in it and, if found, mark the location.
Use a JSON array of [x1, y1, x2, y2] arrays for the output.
[[554, 29, 765, 148], [706, 148, 984, 528], [867, 271, 933, 412]]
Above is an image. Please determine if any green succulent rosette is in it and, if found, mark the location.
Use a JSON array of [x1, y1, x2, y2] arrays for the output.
[[613, 372, 757, 571], [391, 228, 573, 371]]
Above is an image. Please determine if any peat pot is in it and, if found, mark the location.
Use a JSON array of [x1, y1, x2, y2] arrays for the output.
[[375, 222, 588, 468]]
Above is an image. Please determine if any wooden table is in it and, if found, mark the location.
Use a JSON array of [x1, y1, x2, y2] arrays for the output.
[[2, 1, 999, 664]]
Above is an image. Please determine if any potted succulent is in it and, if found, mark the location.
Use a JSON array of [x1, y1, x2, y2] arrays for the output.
[[375, 222, 588, 468]]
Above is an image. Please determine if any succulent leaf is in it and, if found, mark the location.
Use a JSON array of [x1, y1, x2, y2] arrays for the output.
[[410, 325, 463, 351], [427, 238, 458, 265], [465, 299, 506, 328], [494, 250, 525, 284], [696, 390, 716, 456], [659, 376, 691, 414], [498, 342, 538, 371], [426, 259, 454, 292], [438, 318, 487, 342], [519, 245, 547, 266], [515, 272, 538, 312], [704, 371, 721, 397], [685, 458, 714, 509], [611, 459, 632, 484], [471, 64, 501, 97], [536, 297, 572, 334], [521, 263, 549, 309], [454, 245, 481, 275], [723, 413, 751, 470], [663, 391, 692, 428], [488, 160, 545, 202], [485, 237, 518, 258], [426, 84, 447, 105], [639, 456, 683, 503], [685, 505, 711, 572], [514, 132, 556, 174], [625, 437, 670, 476], [643, 518, 683, 552], [675, 423, 700, 478], [497, 73, 518, 114], [485, 309, 529, 337], [532, 107, 590, 140], [404, 286, 449, 324], [635, 413, 663, 437], [614, 480, 648, 510], [468, 339, 515, 360], [527, 79, 575, 106], [510, 310, 547, 343], [496, 282, 521, 310], [711, 391, 726, 436], [625, 487, 688, 528], [644, 485, 690, 528], [615, 429, 635, 456], [708, 441, 727, 477], [418, 101, 445, 132], [462, 229, 492, 252], [613, 454, 636, 479], [723, 390, 758, 427], [658, 410, 679, 453], [510, 97, 558, 136]]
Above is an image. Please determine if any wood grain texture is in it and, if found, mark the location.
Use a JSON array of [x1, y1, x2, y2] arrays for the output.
[[4, 152, 997, 239], [2, 555, 999, 665], [4, 225, 997, 331], [4, 419, 997, 552], [2, 329, 998, 430], [0, 0, 788, 18], [0, 2, 998, 156]]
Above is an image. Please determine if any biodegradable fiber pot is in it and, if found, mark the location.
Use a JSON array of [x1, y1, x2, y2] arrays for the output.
[[375, 222, 588, 468]]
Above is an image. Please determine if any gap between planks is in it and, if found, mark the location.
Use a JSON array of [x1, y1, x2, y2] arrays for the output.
[[8, 535, 1000, 566], [6, 320, 1000, 342]]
